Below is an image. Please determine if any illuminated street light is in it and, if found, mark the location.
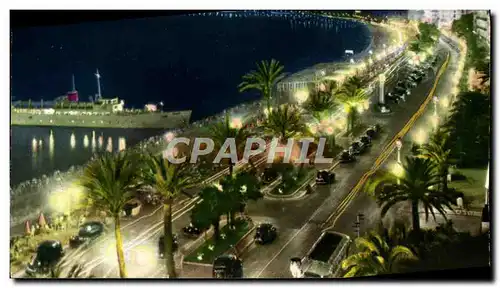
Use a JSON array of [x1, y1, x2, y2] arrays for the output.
[[391, 161, 405, 184], [294, 89, 309, 104], [412, 128, 427, 145], [230, 117, 243, 129], [433, 96, 439, 116], [440, 97, 449, 109], [164, 132, 175, 142], [430, 114, 439, 130], [395, 138, 403, 164]]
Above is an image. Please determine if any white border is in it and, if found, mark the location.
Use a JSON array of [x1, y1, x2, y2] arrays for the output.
[[3, 1, 498, 287]]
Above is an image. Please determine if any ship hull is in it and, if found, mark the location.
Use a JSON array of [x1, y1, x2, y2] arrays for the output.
[[10, 110, 191, 129]]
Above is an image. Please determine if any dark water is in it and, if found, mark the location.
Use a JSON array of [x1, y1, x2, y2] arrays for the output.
[[10, 12, 372, 186], [10, 127, 162, 186]]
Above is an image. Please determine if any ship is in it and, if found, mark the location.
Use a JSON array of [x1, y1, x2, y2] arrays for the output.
[[10, 70, 191, 129]]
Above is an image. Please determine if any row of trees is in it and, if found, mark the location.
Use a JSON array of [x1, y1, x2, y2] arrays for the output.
[[66, 54, 384, 278], [342, 219, 490, 277]]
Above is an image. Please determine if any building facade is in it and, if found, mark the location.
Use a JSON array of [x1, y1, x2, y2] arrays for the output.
[[422, 10, 466, 28], [474, 10, 490, 46]]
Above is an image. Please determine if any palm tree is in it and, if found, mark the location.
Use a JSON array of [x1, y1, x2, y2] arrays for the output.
[[418, 128, 455, 193], [141, 153, 199, 278], [345, 76, 363, 90], [191, 185, 226, 242], [366, 157, 457, 232], [303, 87, 338, 120], [208, 111, 251, 175], [262, 104, 308, 141], [342, 231, 417, 277], [219, 171, 262, 226], [334, 84, 368, 133], [80, 151, 142, 278], [239, 59, 286, 109]]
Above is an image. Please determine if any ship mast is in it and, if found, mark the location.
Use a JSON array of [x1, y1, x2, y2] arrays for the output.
[[95, 69, 102, 100], [71, 74, 76, 91]]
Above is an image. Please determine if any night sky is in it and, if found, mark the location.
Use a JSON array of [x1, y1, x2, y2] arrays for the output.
[[11, 12, 371, 121]]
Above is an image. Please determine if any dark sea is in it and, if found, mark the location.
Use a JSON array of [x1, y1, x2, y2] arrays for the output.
[[10, 12, 372, 186]]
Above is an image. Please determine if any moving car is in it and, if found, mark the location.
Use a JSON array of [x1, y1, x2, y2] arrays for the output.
[[350, 141, 367, 155], [339, 150, 355, 163], [212, 254, 243, 278], [158, 234, 179, 258], [294, 231, 351, 278], [316, 170, 335, 185], [183, 223, 205, 239], [69, 221, 105, 249], [25, 240, 64, 276], [254, 223, 278, 245]]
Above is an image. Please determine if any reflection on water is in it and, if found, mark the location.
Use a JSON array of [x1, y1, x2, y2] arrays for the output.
[[92, 131, 96, 152], [32, 137, 37, 152], [11, 126, 162, 186], [70, 133, 76, 149], [118, 137, 126, 151], [49, 131, 54, 159], [106, 137, 113, 152], [83, 135, 89, 148]]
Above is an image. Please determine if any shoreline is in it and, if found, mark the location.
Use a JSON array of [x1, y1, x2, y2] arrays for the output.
[[10, 15, 399, 229]]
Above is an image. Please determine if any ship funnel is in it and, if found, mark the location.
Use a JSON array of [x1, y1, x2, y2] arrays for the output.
[[67, 74, 79, 102]]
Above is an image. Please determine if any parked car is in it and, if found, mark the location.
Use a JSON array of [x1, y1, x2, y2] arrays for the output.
[[158, 234, 179, 258], [254, 223, 278, 245], [182, 223, 204, 239], [386, 92, 401, 104], [409, 74, 423, 83], [25, 240, 64, 276], [69, 221, 105, 249], [350, 141, 367, 155], [404, 79, 418, 88], [360, 136, 372, 146], [339, 150, 356, 163], [261, 167, 279, 184], [213, 254, 243, 278], [365, 127, 379, 139], [316, 170, 335, 185], [394, 85, 411, 96]]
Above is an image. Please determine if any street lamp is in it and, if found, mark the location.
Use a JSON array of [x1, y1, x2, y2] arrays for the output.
[[395, 138, 403, 164], [433, 96, 439, 116]]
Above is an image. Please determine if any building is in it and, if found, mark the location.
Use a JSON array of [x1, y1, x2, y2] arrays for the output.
[[474, 10, 490, 46], [408, 10, 425, 21], [422, 10, 466, 28]]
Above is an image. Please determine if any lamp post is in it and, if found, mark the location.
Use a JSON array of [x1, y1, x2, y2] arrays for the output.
[[481, 163, 490, 233], [433, 96, 439, 116], [396, 138, 403, 164]]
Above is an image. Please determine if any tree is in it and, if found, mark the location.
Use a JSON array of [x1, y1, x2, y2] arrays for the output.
[[366, 157, 457, 232], [80, 151, 142, 278], [445, 91, 490, 167], [239, 59, 286, 109], [341, 231, 417, 277], [191, 185, 226, 242], [334, 83, 368, 133], [418, 128, 456, 193], [262, 104, 308, 141], [219, 171, 262, 226], [303, 86, 338, 120], [141, 153, 199, 278], [208, 111, 251, 175]]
